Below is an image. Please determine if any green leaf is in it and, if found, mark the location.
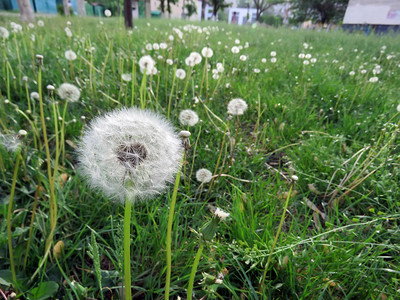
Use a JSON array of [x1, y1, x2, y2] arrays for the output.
[[28, 281, 59, 300], [0, 270, 13, 286]]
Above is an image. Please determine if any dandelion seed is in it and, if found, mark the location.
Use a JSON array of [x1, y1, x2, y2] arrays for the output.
[[65, 50, 77, 61], [153, 43, 159, 50], [310, 58, 317, 63], [57, 83, 81, 102], [138, 55, 156, 74], [176, 69, 186, 80], [145, 43, 153, 51], [121, 73, 132, 82], [216, 63, 224, 73], [0, 132, 23, 152], [349, 71, 355, 76], [214, 207, 230, 220], [271, 57, 277, 63], [0, 27, 9, 39], [369, 76, 379, 83], [179, 110, 199, 126], [261, 58, 267, 63], [65, 27, 72, 37], [240, 55, 247, 61], [104, 9, 112, 17], [303, 60, 310, 65], [231, 46, 240, 54], [270, 51, 276, 57], [201, 47, 213, 58], [77, 107, 183, 202], [160, 43, 167, 49], [196, 168, 212, 183], [227, 98, 248, 116], [37, 20, 44, 27], [190, 52, 202, 65]]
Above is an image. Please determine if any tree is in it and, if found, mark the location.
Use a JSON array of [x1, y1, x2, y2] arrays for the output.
[[201, 0, 206, 20], [16, 0, 35, 22], [290, 0, 349, 24], [124, 0, 133, 28], [253, 0, 283, 22], [209, 0, 229, 20], [185, 0, 197, 18], [76, 0, 86, 16]]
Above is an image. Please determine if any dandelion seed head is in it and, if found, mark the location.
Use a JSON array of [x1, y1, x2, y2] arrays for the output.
[[139, 55, 156, 74], [57, 83, 81, 102], [176, 69, 186, 80], [77, 107, 183, 202], [121, 73, 132, 82], [201, 47, 213, 58], [179, 109, 199, 126], [227, 98, 248, 116], [214, 207, 230, 220], [0, 26, 9, 39], [65, 50, 77, 61], [196, 168, 212, 183], [104, 9, 112, 17]]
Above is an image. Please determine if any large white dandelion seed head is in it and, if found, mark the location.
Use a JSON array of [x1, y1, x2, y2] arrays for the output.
[[57, 83, 81, 102], [65, 50, 77, 61], [77, 107, 183, 203], [179, 109, 199, 126], [231, 46, 240, 54], [196, 168, 212, 183], [104, 9, 112, 17], [189, 52, 202, 65], [0, 27, 9, 39], [139, 55, 156, 74], [201, 47, 213, 58], [176, 69, 186, 80], [227, 98, 248, 116]]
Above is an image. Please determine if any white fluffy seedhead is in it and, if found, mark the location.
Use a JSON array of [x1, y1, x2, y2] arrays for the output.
[[227, 98, 248, 116], [77, 107, 183, 203], [57, 83, 81, 102], [179, 109, 199, 127]]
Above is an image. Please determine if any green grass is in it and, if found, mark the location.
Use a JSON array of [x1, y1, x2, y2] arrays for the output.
[[0, 15, 400, 299]]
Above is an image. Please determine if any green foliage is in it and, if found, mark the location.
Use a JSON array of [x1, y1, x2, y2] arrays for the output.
[[185, 0, 197, 18], [0, 16, 399, 299], [259, 13, 283, 26], [290, 0, 349, 24]]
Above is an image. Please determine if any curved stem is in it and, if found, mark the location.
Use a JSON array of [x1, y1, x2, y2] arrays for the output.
[[187, 244, 204, 300], [259, 186, 293, 293], [7, 149, 22, 291], [124, 200, 132, 300], [165, 157, 183, 299]]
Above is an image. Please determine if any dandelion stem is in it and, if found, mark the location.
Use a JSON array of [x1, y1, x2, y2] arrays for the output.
[[259, 186, 293, 294], [123, 199, 132, 300], [165, 156, 183, 300], [167, 66, 177, 119], [7, 148, 22, 292], [187, 243, 204, 300]]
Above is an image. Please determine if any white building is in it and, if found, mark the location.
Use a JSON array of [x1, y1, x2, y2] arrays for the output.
[[343, 0, 400, 25]]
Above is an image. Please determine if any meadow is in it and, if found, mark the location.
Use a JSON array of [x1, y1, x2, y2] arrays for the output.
[[0, 15, 400, 299]]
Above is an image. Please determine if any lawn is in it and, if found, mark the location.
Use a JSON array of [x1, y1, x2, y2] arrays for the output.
[[0, 15, 400, 299]]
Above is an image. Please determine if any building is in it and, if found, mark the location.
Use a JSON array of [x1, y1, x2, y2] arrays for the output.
[[343, 0, 400, 33]]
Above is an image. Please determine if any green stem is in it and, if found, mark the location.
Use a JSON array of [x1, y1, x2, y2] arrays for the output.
[[124, 200, 132, 300], [167, 66, 177, 119], [187, 244, 204, 300], [165, 157, 183, 299], [259, 186, 293, 294], [7, 148, 22, 291]]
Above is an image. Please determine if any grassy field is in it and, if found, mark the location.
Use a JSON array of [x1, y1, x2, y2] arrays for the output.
[[0, 15, 400, 299]]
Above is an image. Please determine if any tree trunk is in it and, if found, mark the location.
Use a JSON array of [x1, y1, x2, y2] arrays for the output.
[[124, 0, 133, 28], [16, 0, 35, 22], [256, 9, 261, 21], [201, 0, 206, 20], [145, 0, 151, 18], [76, 0, 86, 16], [62, 0, 70, 16], [160, 0, 165, 18]]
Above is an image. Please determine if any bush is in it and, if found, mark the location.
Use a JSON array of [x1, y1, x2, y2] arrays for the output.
[[259, 14, 283, 27]]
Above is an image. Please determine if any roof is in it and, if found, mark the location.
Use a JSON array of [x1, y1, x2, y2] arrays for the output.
[[343, 0, 400, 25]]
